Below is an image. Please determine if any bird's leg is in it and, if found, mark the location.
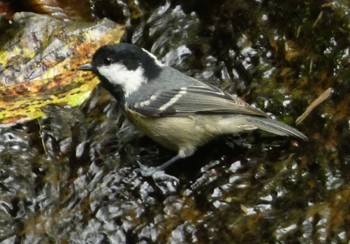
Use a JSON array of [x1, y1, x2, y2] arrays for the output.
[[152, 154, 182, 172], [137, 147, 195, 177], [137, 148, 195, 194], [137, 154, 182, 177]]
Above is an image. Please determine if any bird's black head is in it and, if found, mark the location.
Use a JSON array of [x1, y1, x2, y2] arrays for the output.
[[79, 43, 163, 98]]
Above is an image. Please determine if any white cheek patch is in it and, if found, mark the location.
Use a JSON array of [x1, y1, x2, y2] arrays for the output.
[[97, 63, 147, 97]]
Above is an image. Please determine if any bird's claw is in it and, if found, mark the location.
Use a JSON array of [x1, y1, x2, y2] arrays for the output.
[[136, 161, 179, 193], [136, 161, 157, 177]]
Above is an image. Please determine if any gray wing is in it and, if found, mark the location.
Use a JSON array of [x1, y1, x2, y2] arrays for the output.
[[132, 84, 268, 117]]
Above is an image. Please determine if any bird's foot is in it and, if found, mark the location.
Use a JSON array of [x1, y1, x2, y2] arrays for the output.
[[136, 161, 179, 194]]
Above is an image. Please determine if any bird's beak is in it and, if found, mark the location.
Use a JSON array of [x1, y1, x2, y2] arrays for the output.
[[77, 63, 94, 71]]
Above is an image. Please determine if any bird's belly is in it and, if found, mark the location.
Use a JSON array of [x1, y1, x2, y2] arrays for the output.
[[124, 109, 214, 152]]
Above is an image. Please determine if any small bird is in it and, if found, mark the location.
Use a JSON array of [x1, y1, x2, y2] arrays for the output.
[[78, 43, 307, 175]]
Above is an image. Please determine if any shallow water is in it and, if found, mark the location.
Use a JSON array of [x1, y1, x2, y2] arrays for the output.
[[0, 0, 349, 243]]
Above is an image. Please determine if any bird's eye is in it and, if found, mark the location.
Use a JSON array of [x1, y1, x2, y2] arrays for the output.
[[104, 57, 112, 65]]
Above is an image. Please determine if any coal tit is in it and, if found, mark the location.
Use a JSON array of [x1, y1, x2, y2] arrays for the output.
[[78, 43, 307, 175]]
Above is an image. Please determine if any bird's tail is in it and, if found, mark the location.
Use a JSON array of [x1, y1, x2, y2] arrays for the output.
[[246, 116, 308, 141]]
